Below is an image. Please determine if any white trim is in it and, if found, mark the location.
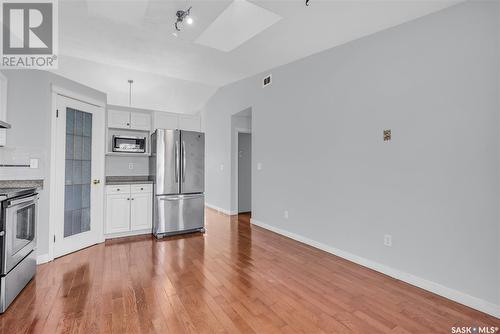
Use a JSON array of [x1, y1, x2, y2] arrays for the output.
[[48, 92, 58, 262], [250, 218, 500, 318], [36, 253, 51, 265], [233, 127, 251, 214], [104, 229, 152, 240], [51, 84, 106, 108], [205, 203, 237, 216]]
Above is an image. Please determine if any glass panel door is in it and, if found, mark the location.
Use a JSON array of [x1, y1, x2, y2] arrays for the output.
[[64, 108, 92, 237]]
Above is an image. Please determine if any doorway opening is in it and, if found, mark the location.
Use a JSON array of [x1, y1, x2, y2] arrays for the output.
[[231, 108, 252, 217], [238, 132, 251, 214]]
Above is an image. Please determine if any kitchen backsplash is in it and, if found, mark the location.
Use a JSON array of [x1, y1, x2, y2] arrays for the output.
[[0, 146, 45, 180], [105, 155, 149, 176]]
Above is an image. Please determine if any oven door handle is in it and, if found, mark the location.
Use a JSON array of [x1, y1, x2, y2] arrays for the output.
[[7, 195, 38, 207]]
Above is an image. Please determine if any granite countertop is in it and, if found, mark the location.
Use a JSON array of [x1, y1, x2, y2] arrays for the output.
[[0, 179, 44, 189], [105, 176, 154, 185]]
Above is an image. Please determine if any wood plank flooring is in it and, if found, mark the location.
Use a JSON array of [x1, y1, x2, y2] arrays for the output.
[[0, 209, 498, 333]]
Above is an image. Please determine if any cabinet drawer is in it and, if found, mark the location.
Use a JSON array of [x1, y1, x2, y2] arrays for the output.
[[131, 184, 152, 193], [106, 185, 131, 194]]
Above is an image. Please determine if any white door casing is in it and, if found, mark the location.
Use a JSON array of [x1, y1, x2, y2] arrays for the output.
[[53, 94, 105, 258]]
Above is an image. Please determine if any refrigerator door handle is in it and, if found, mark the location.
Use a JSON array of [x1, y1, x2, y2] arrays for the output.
[[159, 194, 203, 201], [175, 140, 179, 183], [182, 140, 186, 183]]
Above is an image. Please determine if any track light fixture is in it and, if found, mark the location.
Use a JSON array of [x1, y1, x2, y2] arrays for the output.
[[174, 6, 192, 32], [306, 0, 310, 6]]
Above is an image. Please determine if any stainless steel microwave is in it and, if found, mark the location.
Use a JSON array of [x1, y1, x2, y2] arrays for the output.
[[112, 135, 147, 153]]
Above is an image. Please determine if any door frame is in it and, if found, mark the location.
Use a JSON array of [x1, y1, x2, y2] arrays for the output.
[[234, 127, 251, 214], [48, 85, 106, 262]]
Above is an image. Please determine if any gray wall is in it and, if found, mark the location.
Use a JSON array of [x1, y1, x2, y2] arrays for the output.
[[0, 70, 106, 258], [238, 132, 252, 213], [202, 1, 500, 308]]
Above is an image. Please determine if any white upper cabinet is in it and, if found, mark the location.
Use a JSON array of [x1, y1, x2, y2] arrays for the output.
[[130, 112, 151, 131], [153, 112, 178, 130], [153, 112, 201, 132], [108, 110, 130, 129], [179, 115, 201, 132], [108, 109, 151, 131]]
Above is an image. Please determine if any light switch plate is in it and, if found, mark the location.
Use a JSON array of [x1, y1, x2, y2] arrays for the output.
[[257, 162, 262, 170]]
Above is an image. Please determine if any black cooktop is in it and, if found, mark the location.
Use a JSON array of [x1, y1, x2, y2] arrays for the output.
[[0, 187, 37, 200]]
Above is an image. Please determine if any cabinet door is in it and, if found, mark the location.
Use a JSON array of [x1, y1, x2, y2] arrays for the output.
[[105, 194, 130, 233], [153, 112, 178, 130], [130, 112, 151, 131], [179, 115, 201, 132], [130, 192, 152, 231], [108, 110, 130, 129]]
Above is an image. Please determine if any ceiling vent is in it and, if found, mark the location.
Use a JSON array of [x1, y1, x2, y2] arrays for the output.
[[263, 75, 272, 88]]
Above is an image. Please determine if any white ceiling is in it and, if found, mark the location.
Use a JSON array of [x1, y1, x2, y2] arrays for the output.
[[195, 0, 282, 52], [57, 0, 460, 113]]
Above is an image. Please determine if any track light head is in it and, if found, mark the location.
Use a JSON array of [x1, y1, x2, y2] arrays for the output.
[[174, 6, 192, 32]]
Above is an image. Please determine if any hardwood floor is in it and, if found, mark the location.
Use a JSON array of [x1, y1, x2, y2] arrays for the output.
[[1, 209, 498, 333]]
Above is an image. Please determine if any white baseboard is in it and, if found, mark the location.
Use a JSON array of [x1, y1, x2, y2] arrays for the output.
[[36, 253, 51, 265], [104, 229, 152, 240], [205, 203, 237, 215], [250, 218, 500, 319]]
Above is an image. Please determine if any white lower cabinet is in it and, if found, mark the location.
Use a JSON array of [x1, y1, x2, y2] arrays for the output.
[[130, 192, 152, 231], [105, 194, 130, 234], [105, 184, 152, 236]]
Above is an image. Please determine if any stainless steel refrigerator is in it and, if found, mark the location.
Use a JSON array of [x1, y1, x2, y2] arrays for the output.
[[150, 129, 205, 238]]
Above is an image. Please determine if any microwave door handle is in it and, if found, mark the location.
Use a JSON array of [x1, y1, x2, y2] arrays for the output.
[[182, 141, 186, 183], [175, 140, 179, 183]]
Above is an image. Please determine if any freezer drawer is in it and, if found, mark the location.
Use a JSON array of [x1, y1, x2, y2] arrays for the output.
[[153, 194, 204, 237]]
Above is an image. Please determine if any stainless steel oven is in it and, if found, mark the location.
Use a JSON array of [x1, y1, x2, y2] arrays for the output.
[[2, 193, 37, 274], [112, 135, 147, 153], [0, 188, 38, 313]]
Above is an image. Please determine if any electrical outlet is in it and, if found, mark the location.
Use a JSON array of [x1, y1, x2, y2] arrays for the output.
[[220, 164, 224, 171], [257, 162, 263, 170], [384, 234, 392, 247], [29, 158, 39, 169], [128, 163, 134, 170], [383, 129, 392, 141], [284, 210, 289, 219]]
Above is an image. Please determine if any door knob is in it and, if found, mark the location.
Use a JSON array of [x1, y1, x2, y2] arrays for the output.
[[93, 179, 101, 185]]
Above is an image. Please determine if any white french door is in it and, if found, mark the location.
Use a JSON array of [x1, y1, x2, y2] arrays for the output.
[[53, 95, 104, 258]]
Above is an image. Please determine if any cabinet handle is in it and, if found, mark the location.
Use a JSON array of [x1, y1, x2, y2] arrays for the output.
[[117, 189, 120, 191], [140, 188, 143, 190], [127, 198, 130, 200], [131, 198, 135, 201]]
